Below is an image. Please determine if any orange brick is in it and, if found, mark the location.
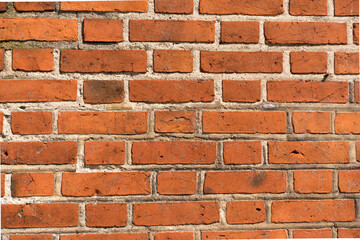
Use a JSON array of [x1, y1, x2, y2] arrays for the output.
[[223, 141, 262, 165], [335, 112, 360, 134], [154, 50, 193, 73], [272, 200, 355, 223], [338, 229, 360, 238], [294, 170, 333, 193], [354, 23, 359, 44], [292, 112, 331, 134], [204, 171, 286, 194], [60, 1, 148, 12], [357, 142, 360, 162], [11, 111, 52, 135], [86, 203, 127, 227], [155, 0, 193, 14], [85, 141, 125, 165], [293, 229, 332, 238], [83, 19, 123, 42], [0, 112, 3, 134], [290, 52, 327, 74], [289, 0, 327, 15], [223, 80, 261, 102], [154, 232, 194, 240], [334, 52, 359, 75], [83, 80, 124, 103], [334, 0, 359, 16], [14, 2, 55, 11], [0, 48, 4, 71], [355, 82, 360, 103], [339, 170, 360, 193], [268, 141, 349, 164], [13, 49, 53, 72], [155, 111, 195, 133], [157, 171, 197, 195], [202, 230, 287, 239], [0, 2, 7, 12], [1, 173, 5, 197], [61, 233, 148, 240], [10, 235, 52, 240], [221, 22, 259, 43], [226, 201, 266, 224], [11, 173, 54, 197]]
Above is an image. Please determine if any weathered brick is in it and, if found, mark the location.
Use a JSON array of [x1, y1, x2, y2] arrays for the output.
[[293, 229, 332, 238], [265, 22, 347, 45], [130, 20, 215, 42], [338, 229, 360, 238], [58, 111, 147, 134], [62, 172, 150, 196], [61, 234, 148, 240], [201, 51, 282, 73], [334, 52, 359, 75], [155, 111, 195, 133], [83, 80, 124, 103], [334, 0, 359, 16], [10, 235, 52, 240], [290, 52, 327, 74], [335, 112, 360, 134], [60, 1, 148, 12], [11, 173, 54, 197], [268, 141, 349, 164], [223, 141, 262, 165], [157, 171, 197, 195], [227, 201, 266, 224], [289, 0, 327, 15], [354, 23, 359, 44], [12, 49, 53, 72], [14, 2, 55, 12], [1, 141, 77, 165], [0, 112, 3, 134], [61, 50, 147, 73], [202, 230, 288, 239], [294, 170, 333, 193], [223, 80, 261, 102], [204, 171, 286, 194], [292, 112, 331, 134], [85, 141, 125, 165], [11, 111, 52, 135], [0, 49, 4, 71], [132, 141, 216, 165], [339, 170, 360, 193], [202, 111, 287, 133], [155, 0, 193, 14], [1, 203, 78, 228], [154, 232, 194, 240], [355, 81, 360, 103], [267, 80, 349, 103], [86, 203, 127, 227], [0, 2, 7, 12], [1, 173, 5, 197], [0, 80, 77, 103], [133, 202, 219, 226], [154, 50, 193, 73], [83, 19, 123, 42], [129, 80, 214, 103], [357, 142, 360, 162], [0, 18, 77, 41], [221, 22, 259, 43], [272, 200, 355, 223], [199, 0, 283, 15]]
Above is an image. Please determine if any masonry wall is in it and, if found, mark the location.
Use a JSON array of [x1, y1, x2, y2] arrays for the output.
[[0, 0, 360, 239]]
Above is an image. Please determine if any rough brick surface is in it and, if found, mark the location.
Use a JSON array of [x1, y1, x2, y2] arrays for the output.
[[11, 173, 54, 197], [293, 229, 332, 238], [290, 52, 327, 74], [11, 111, 52, 135], [155, 111, 195, 133], [202, 230, 288, 239], [155, 0, 193, 14], [154, 232, 194, 240], [83, 80, 124, 103], [85, 141, 125, 165], [12, 49, 53, 72], [83, 19, 123, 42], [226, 201, 266, 224], [223, 141, 262, 165], [222, 80, 261, 102], [221, 22, 259, 43], [292, 112, 331, 133], [334, 52, 360, 75], [157, 171, 197, 195], [154, 50, 193, 73], [289, 0, 327, 15], [294, 170, 333, 193], [60, 1, 148, 12], [334, 0, 359, 16], [14, 2, 55, 12], [86, 203, 127, 227]]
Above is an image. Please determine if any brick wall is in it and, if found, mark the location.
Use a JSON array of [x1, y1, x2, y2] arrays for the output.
[[0, 0, 359, 239]]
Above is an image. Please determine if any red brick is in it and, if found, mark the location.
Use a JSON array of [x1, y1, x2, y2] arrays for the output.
[[132, 141, 216, 165], [157, 171, 197, 195], [272, 200, 355, 223], [335, 112, 360, 134], [226, 201, 266, 224], [223, 80, 261, 102], [267, 80, 349, 103], [0, 48, 4, 71], [61, 49, 146, 73], [129, 80, 214, 103], [1, 203, 78, 228], [11, 235, 52, 240], [61, 234, 147, 240], [339, 170, 360, 193], [290, 0, 327, 15], [155, 111, 195, 133], [62, 172, 150, 196], [86, 203, 127, 227], [58, 111, 147, 134], [357, 142, 360, 162], [11, 111, 52, 135], [0, 2, 7, 12], [221, 22, 259, 43], [155, 0, 193, 14], [202, 111, 287, 133], [0, 79, 77, 103], [83, 80, 124, 103], [292, 112, 331, 134], [14, 2, 55, 12], [1, 173, 5, 197], [201, 51, 282, 73], [334, 0, 359, 16], [265, 22, 347, 45], [83, 19, 123, 42], [290, 52, 327, 74], [11, 173, 54, 197], [202, 230, 288, 239], [199, 0, 283, 15], [354, 23, 359, 44], [338, 229, 360, 238], [60, 1, 148, 12], [334, 52, 359, 75], [294, 170, 333, 193], [85, 141, 125, 165], [355, 82, 360, 103], [133, 202, 219, 226], [154, 232, 194, 240], [1, 141, 77, 165], [154, 50, 193, 73], [12, 49, 53, 72], [223, 141, 262, 165], [268, 141, 349, 164], [293, 229, 332, 238], [0, 112, 3, 134], [130, 20, 215, 42], [204, 171, 286, 194], [0, 18, 77, 41]]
